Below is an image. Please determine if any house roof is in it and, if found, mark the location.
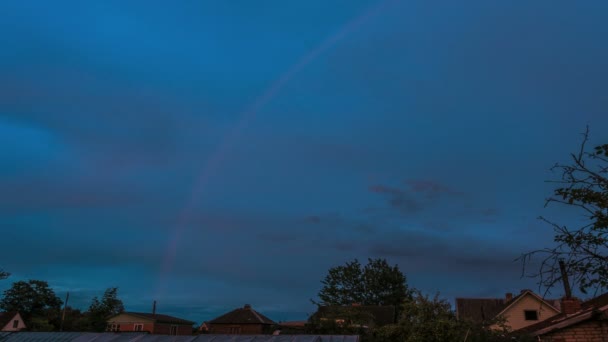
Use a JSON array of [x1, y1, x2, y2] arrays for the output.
[[520, 292, 608, 336], [0, 313, 19, 329], [312, 305, 396, 326], [456, 290, 559, 323], [207, 304, 276, 325], [113, 312, 195, 325]]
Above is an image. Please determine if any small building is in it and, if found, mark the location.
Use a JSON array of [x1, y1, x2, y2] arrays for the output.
[[0, 312, 26, 332], [106, 312, 194, 335], [206, 304, 276, 334], [310, 304, 397, 329], [456, 289, 561, 331], [520, 293, 608, 341]]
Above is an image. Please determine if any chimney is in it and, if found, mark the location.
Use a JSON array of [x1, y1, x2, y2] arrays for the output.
[[561, 297, 582, 315], [244, 304, 252, 310], [558, 260, 582, 315], [505, 293, 513, 302], [152, 300, 157, 316]]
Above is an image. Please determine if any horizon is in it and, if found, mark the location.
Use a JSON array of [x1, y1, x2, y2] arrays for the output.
[[1, 0, 608, 327]]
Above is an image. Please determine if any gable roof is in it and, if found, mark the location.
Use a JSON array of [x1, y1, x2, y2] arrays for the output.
[[456, 290, 560, 324], [494, 290, 560, 318], [312, 305, 396, 326], [208, 305, 276, 325], [112, 312, 195, 325], [0, 313, 19, 329], [520, 292, 608, 336]]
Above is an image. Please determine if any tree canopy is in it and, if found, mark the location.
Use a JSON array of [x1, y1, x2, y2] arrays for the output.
[[88, 287, 125, 332], [522, 128, 608, 294], [0, 279, 63, 331], [316, 258, 411, 307]]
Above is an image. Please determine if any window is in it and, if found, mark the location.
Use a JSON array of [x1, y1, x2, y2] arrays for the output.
[[12, 320, 18, 329], [170, 325, 178, 335], [228, 326, 241, 334], [134, 324, 143, 331], [524, 310, 538, 321], [106, 323, 120, 332]]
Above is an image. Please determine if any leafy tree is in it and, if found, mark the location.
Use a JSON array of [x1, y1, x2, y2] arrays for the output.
[[316, 258, 411, 308], [59, 307, 91, 332], [0, 280, 63, 331], [521, 128, 608, 294], [367, 292, 533, 342], [88, 287, 124, 332]]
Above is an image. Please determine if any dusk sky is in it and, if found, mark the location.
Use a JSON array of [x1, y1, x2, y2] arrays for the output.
[[1, 0, 608, 324]]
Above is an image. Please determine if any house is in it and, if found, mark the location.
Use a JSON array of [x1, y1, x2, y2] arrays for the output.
[[519, 292, 608, 341], [206, 304, 276, 334], [456, 289, 561, 331], [106, 312, 194, 335], [310, 304, 397, 329], [0, 312, 26, 332]]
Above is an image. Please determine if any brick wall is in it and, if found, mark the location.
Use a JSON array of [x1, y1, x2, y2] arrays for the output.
[[153, 323, 193, 335], [539, 320, 608, 342], [208, 323, 265, 334]]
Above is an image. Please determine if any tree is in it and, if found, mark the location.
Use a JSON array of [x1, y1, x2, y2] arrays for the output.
[[0, 269, 8, 280], [88, 287, 124, 332], [367, 292, 533, 342], [521, 127, 608, 294], [0, 280, 63, 331], [316, 258, 411, 307]]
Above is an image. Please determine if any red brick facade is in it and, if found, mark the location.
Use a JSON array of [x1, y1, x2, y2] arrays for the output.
[[207, 323, 266, 334], [538, 320, 608, 342]]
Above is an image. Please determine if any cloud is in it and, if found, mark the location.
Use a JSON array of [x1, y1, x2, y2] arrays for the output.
[[369, 179, 464, 216]]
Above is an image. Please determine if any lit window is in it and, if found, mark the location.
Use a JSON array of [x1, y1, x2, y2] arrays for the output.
[[524, 310, 538, 321]]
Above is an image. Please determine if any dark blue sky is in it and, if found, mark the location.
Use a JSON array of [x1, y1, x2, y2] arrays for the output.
[[1, 0, 607, 324]]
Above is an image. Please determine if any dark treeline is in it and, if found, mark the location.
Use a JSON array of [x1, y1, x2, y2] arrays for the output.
[[0, 277, 124, 332]]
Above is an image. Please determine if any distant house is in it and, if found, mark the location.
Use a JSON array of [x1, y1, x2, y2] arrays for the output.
[[310, 304, 397, 329], [0, 312, 26, 332], [456, 289, 561, 331], [519, 292, 608, 341], [106, 312, 194, 335], [206, 304, 276, 334]]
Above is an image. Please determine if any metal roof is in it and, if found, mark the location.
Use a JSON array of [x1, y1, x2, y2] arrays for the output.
[[0, 333, 359, 342]]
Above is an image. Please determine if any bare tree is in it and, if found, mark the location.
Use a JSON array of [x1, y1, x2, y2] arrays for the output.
[[521, 127, 608, 295]]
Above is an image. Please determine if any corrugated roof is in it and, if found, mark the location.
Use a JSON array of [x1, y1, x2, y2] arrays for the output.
[[0, 333, 359, 341]]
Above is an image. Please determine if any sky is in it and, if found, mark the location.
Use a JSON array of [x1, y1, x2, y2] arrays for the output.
[[1, 0, 608, 324]]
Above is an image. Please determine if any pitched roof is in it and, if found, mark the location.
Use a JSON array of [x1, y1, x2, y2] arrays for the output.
[[313, 305, 396, 326], [0, 313, 19, 329], [115, 312, 195, 325], [456, 290, 559, 324], [520, 292, 608, 336], [456, 298, 507, 323], [208, 304, 276, 325]]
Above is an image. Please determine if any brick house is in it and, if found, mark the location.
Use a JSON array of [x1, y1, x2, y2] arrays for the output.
[[0, 312, 26, 332], [206, 304, 276, 334], [456, 289, 561, 331], [519, 293, 608, 341], [106, 312, 194, 335]]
